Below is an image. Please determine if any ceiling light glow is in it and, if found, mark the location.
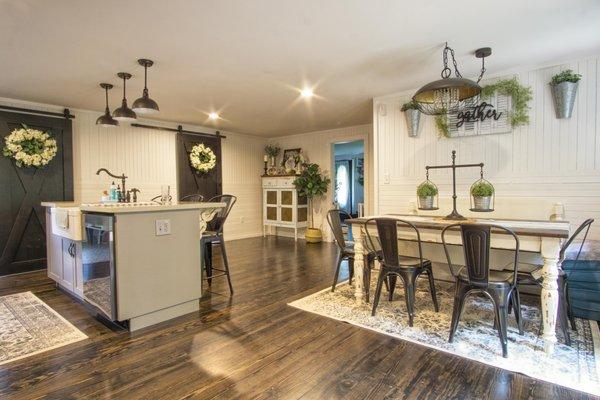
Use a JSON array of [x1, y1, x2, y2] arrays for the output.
[[300, 88, 314, 98], [208, 112, 219, 120]]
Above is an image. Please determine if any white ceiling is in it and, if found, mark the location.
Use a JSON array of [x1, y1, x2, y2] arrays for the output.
[[1, 0, 599, 137]]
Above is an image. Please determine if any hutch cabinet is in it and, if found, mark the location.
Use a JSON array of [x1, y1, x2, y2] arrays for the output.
[[262, 176, 308, 240]]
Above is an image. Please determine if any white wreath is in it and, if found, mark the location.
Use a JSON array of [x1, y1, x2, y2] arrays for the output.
[[189, 143, 217, 173], [2, 126, 57, 168]]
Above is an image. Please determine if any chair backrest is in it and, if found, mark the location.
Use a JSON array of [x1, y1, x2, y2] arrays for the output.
[[560, 219, 594, 263], [326, 209, 350, 251], [151, 194, 172, 203], [441, 223, 519, 288], [180, 193, 204, 202], [207, 195, 237, 233], [364, 217, 424, 268]]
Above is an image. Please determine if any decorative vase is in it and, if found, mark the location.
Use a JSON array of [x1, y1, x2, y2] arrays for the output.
[[305, 228, 323, 243], [418, 196, 434, 209], [550, 81, 578, 119], [473, 196, 492, 211], [404, 109, 421, 137]]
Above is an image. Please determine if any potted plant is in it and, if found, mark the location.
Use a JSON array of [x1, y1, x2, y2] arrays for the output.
[[416, 181, 437, 209], [401, 100, 421, 137], [471, 181, 494, 211], [550, 69, 581, 119], [264, 144, 280, 167], [293, 163, 331, 243]]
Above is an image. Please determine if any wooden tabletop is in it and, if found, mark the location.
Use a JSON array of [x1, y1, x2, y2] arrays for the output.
[[347, 214, 571, 239]]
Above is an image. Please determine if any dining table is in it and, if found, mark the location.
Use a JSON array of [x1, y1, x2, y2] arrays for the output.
[[346, 214, 571, 355]]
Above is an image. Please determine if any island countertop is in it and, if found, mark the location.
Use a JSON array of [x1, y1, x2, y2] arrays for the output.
[[41, 201, 225, 214]]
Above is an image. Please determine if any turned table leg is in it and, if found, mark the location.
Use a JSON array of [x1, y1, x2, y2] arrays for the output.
[[352, 223, 365, 304], [541, 237, 561, 354]]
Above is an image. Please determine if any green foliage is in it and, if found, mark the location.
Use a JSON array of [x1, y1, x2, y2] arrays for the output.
[[293, 163, 331, 199], [264, 144, 280, 157], [471, 181, 494, 197], [417, 182, 438, 197], [434, 114, 450, 138], [550, 69, 582, 85], [401, 100, 419, 112], [480, 77, 532, 127]]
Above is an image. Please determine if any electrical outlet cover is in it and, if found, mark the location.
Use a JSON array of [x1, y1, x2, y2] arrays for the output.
[[155, 219, 171, 236]]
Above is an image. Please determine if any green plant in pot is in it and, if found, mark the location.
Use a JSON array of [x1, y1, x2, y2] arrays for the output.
[[470, 181, 494, 211], [293, 163, 331, 243], [401, 100, 421, 138], [550, 69, 582, 119], [416, 181, 438, 209]]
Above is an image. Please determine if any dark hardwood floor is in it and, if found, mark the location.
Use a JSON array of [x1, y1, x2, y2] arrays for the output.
[[0, 236, 596, 400]]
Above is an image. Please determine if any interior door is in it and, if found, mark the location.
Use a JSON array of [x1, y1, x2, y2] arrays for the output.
[[334, 160, 352, 215], [176, 132, 223, 201], [0, 111, 73, 276]]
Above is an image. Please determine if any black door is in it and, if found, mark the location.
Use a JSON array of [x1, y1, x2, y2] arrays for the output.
[[176, 132, 222, 200], [0, 111, 73, 276]]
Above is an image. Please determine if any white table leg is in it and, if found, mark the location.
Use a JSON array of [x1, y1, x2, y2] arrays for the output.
[[352, 223, 365, 304], [541, 237, 561, 354]]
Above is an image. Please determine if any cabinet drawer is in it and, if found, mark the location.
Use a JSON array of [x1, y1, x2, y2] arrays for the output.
[[51, 207, 83, 241]]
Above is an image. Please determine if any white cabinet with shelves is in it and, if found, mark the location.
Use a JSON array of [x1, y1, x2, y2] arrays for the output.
[[262, 176, 308, 241]]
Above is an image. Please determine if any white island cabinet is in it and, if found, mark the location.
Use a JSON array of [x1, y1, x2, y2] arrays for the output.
[[42, 201, 224, 331]]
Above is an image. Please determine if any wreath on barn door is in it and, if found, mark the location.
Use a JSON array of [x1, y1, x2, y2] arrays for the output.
[[2, 124, 57, 168], [189, 143, 217, 173]]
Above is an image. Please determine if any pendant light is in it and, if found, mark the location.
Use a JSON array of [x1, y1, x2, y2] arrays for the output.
[[132, 59, 159, 114], [413, 43, 491, 115], [112, 72, 137, 122], [96, 83, 119, 127]]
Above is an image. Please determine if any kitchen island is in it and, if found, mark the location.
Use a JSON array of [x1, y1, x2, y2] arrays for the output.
[[42, 201, 224, 331]]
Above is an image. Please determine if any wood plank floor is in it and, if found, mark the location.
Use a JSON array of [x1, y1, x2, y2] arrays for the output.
[[0, 236, 596, 400]]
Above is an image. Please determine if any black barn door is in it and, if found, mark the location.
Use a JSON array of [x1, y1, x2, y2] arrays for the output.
[[176, 132, 222, 201], [0, 111, 73, 276]]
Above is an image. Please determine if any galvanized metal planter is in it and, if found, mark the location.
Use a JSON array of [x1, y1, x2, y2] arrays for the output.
[[418, 196, 434, 209], [404, 109, 421, 137], [472, 196, 492, 211], [551, 81, 578, 119]]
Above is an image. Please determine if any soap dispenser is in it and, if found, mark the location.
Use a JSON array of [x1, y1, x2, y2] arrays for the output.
[[109, 181, 117, 201]]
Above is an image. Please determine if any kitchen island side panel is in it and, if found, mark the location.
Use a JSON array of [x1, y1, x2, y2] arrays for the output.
[[114, 209, 202, 321]]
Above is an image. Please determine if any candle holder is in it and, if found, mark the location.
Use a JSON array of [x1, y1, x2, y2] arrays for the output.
[[263, 160, 268, 175]]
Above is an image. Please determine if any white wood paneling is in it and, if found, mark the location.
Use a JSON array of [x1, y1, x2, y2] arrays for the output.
[[373, 55, 600, 239], [0, 97, 267, 240]]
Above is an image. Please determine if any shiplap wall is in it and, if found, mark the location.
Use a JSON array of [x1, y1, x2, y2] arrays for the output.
[[270, 124, 373, 241], [0, 97, 266, 240], [373, 54, 600, 239]]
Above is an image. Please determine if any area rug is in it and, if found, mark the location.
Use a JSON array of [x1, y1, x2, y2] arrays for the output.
[[289, 281, 600, 396], [0, 291, 87, 365]]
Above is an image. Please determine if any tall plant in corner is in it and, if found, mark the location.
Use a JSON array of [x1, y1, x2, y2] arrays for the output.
[[293, 163, 331, 243]]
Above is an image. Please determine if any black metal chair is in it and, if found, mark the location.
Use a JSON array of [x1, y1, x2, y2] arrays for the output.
[[365, 217, 439, 326], [442, 223, 523, 358], [201, 195, 236, 295], [180, 193, 204, 202], [326, 209, 382, 302], [512, 218, 594, 346]]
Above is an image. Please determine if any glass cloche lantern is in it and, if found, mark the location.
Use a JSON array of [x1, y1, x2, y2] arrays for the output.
[[469, 167, 495, 212], [417, 171, 439, 210]]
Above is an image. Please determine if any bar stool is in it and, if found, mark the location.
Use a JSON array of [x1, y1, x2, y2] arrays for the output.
[[365, 217, 439, 326], [201, 195, 236, 295], [180, 194, 204, 202], [442, 223, 523, 358]]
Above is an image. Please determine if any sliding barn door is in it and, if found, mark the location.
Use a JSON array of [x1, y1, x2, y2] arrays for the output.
[[176, 132, 222, 201], [0, 111, 73, 276]]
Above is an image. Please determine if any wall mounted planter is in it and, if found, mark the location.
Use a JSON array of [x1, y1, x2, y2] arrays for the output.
[[551, 81, 578, 119], [404, 109, 421, 137]]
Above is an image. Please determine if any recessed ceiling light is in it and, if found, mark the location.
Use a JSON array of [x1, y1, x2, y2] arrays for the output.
[[208, 112, 219, 120], [300, 88, 314, 98]]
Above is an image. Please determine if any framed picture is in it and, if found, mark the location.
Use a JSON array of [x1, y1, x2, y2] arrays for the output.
[[282, 148, 301, 163]]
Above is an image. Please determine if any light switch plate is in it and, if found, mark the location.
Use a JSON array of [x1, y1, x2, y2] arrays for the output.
[[155, 219, 171, 236]]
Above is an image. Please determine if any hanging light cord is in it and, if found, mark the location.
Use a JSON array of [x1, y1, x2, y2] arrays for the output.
[[441, 42, 487, 82], [143, 65, 149, 95], [476, 56, 486, 83], [122, 76, 127, 101], [104, 87, 110, 113]]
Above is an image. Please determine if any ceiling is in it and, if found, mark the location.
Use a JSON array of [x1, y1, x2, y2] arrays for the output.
[[1, 1, 599, 137]]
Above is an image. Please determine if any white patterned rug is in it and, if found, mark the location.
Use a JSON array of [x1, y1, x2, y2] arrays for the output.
[[0, 291, 87, 365], [289, 281, 600, 396]]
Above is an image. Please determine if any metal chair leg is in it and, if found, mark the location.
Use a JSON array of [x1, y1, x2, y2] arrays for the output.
[[371, 270, 386, 316], [427, 269, 439, 312], [331, 252, 343, 292], [219, 237, 234, 295], [512, 288, 524, 335], [449, 281, 468, 343], [388, 275, 397, 301], [403, 273, 417, 327]]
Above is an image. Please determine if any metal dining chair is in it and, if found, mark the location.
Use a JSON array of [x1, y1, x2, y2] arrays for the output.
[[326, 209, 382, 302], [442, 223, 523, 358], [201, 195, 236, 295], [365, 217, 439, 327], [180, 193, 204, 202], [510, 218, 594, 346]]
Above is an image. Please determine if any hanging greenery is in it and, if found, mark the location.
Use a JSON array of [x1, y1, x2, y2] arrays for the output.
[[435, 77, 532, 138]]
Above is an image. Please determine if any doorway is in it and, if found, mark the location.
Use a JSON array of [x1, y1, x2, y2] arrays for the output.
[[332, 140, 364, 218]]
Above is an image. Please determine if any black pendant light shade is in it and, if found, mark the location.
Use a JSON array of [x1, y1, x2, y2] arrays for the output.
[[413, 44, 492, 116], [96, 83, 119, 127], [132, 59, 159, 114], [112, 72, 137, 122]]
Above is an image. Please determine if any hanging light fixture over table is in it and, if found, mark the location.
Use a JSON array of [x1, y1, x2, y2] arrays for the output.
[[96, 83, 119, 127], [113, 72, 137, 122], [413, 43, 492, 115], [132, 59, 159, 114]]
